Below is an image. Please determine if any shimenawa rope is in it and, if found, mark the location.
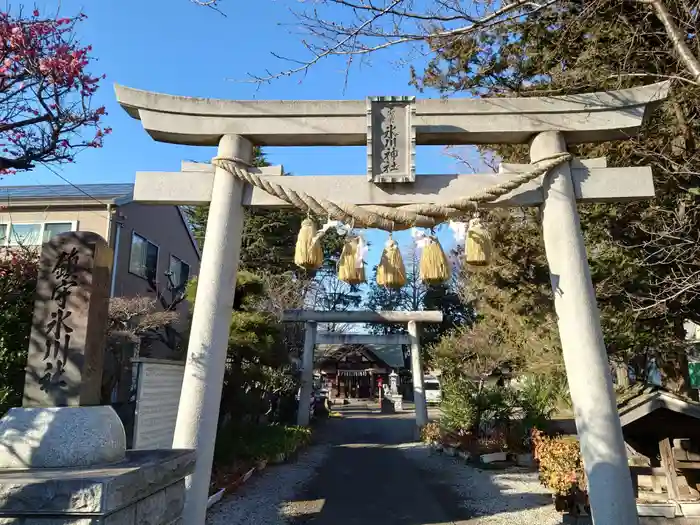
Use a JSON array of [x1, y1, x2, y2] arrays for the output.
[[210, 152, 572, 230]]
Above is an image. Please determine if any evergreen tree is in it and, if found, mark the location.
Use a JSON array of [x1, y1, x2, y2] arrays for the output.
[[411, 0, 700, 393], [187, 272, 293, 424], [184, 147, 308, 275], [363, 243, 474, 363]]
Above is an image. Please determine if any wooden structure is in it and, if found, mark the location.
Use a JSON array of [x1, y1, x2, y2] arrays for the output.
[[620, 389, 700, 520], [116, 81, 670, 524], [316, 344, 395, 399]]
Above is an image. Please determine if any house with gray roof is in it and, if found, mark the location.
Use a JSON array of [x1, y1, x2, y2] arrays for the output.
[[0, 183, 200, 351]]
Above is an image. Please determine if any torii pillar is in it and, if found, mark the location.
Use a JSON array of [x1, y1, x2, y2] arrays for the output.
[[171, 135, 252, 524], [534, 131, 638, 525]]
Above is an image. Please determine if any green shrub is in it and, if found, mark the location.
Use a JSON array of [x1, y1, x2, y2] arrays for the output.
[[518, 375, 566, 430], [0, 251, 38, 416], [474, 385, 519, 428], [440, 374, 522, 436], [214, 422, 312, 465], [440, 375, 478, 434]]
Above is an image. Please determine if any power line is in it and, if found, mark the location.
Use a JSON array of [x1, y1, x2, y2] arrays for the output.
[[41, 163, 110, 207]]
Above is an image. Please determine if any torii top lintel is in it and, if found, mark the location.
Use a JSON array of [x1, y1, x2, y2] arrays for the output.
[[114, 82, 670, 148]]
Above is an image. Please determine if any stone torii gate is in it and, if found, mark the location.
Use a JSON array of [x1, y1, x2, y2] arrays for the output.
[[115, 81, 670, 525], [281, 309, 444, 428]]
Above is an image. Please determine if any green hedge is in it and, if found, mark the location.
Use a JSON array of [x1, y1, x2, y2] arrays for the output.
[[214, 423, 312, 464]]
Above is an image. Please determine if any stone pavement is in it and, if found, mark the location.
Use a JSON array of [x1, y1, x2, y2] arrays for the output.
[[207, 402, 561, 525], [285, 403, 468, 524]]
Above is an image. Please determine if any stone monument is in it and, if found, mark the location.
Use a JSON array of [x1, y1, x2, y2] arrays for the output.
[[388, 370, 402, 411], [23, 231, 112, 407], [0, 232, 194, 524], [389, 370, 399, 396]]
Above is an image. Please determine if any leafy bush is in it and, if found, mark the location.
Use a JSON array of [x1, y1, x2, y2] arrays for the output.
[[473, 385, 519, 431], [440, 374, 521, 436], [518, 375, 567, 430], [531, 429, 585, 495], [420, 421, 442, 443], [214, 422, 312, 465], [440, 375, 478, 434], [0, 251, 38, 415]]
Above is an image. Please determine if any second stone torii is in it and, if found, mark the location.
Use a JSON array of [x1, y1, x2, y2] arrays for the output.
[[116, 81, 670, 525], [281, 309, 444, 428]]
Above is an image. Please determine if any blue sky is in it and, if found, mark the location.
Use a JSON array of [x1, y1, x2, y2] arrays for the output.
[[11, 0, 484, 270]]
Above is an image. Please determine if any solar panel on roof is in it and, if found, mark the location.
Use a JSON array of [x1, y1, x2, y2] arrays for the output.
[[0, 184, 134, 200]]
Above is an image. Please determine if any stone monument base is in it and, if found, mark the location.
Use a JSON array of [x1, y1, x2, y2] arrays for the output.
[[0, 449, 195, 524], [381, 397, 395, 414], [380, 395, 403, 414], [0, 406, 127, 468]]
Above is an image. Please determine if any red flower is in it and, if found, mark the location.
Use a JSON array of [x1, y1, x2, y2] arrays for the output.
[[0, 11, 105, 171]]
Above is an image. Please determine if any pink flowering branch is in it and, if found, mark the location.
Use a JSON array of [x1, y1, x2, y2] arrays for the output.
[[0, 9, 109, 174]]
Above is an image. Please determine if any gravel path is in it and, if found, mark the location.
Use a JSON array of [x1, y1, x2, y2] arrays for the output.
[[206, 444, 331, 525], [399, 444, 563, 525], [207, 403, 564, 525]]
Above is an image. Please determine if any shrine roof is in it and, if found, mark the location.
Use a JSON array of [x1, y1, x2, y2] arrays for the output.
[[618, 386, 700, 427]]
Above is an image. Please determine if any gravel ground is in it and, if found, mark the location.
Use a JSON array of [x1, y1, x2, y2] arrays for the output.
[[206, 444, 332, 525], [207, 404, 564, 525], [400, 443, 563, 525]]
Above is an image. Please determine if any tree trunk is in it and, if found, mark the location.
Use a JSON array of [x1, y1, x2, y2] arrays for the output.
[[640, 0, 700, 83]]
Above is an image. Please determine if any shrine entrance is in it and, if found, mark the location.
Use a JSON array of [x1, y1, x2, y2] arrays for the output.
[[318, 346, 389, 399], [281, 309, 443, 428], [116, 81, 669, 525]]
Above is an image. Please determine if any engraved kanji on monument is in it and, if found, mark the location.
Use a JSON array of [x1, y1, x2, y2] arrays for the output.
[[366, 96, 416, 184], [23, 232, 112, 407]]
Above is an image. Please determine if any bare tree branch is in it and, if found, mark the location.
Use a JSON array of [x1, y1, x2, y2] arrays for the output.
[[189, 0, 226, 16], [246, 0, 559, 83], [239, 0, 700, 88], [637, 0, 700, 83]]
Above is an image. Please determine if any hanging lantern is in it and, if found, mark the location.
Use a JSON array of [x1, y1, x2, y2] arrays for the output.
[[376, 237, 406, 288], [294, 218, 324, 270], [338, 236, 366, 285], [419, 236, 451, 284], [465, 217, 492, 266]]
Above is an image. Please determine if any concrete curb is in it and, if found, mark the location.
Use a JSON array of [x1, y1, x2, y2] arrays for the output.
[[207, 444, 306, 509], [428, 442, 535, 468], [207, 466, 256, 509]]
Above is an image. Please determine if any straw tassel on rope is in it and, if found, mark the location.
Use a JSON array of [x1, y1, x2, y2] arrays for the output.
[[465, 217, 492, 267], [420, 236, 451, 285], [338, 236, 366, 285], [376, 237, 406, 289], [294, 218, 324, 270]]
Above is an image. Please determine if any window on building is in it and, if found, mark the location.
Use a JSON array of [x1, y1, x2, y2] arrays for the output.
[[168, 255, 190, 290], [0, 224, 8, 246], [129, 233, 159, 280], [9, 224, 42, 246], [42, 222, 73, 242], [0, 222, 75, 247]]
